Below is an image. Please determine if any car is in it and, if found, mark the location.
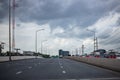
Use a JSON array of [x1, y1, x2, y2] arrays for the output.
[[59, 55, 63, 58], [107, 52, 120, 59]]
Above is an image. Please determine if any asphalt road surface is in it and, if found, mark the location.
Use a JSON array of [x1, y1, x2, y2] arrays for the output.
[[0, 58, 120, 80]]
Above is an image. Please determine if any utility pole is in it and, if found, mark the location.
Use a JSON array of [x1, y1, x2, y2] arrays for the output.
[[81, 45, 84, 55], [79, 47, 81, 56], [0, 44, 2, 55], [95, 37, 98, 50], [86, 29, 99, 52], [94, 37, 98, 51], [12, 0, 16, 52], [93, 30, 96, 52]]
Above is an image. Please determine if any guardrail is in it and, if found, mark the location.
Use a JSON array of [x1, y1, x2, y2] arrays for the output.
[[65, 56, 120, 72]]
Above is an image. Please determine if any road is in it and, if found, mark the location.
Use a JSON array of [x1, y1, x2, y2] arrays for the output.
[[0, 58, 120, 80]]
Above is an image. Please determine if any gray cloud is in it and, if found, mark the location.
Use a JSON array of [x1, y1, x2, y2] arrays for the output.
[[1, 0, 119, 37], [0, 0, 120, 39], [0, 0, 9, 22], [0, 0, 120, 53], [98, 26, 120, 50], [1, 0, 120, 27], [53, 27, 93, 39]]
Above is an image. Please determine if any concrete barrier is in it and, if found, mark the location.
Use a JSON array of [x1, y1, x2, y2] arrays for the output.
[[0, 57, 9, 62], [0, 56, 42, 62], [65, 56, 120, 72]]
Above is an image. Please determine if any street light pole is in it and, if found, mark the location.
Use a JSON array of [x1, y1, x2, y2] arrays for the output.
[[35, 29, 44, 58], [9, 0, 12, 61], [81, 44, 84, 55], [12, 0, 16, 52]]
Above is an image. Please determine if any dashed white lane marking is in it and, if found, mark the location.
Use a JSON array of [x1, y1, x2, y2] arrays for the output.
[[59, 60, 66, 74], [80, 79, 91, 80], [28, 66, 32, 69], [59, 62, 62, 66], [59, 63, 62, 65], [62, 70, 66, 74], [60, 66, 63, 68], [16, 71, 22, 74], [58, 60, 62, 65]]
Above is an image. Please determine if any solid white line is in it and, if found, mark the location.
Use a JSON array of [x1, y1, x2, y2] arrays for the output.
[[62, 70, 66, 74], [80, 77, 120, 80], [16, 71, 22, 74], [94, 77, 120, 80]]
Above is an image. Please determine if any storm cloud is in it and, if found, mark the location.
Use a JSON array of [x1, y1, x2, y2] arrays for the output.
[[1, 0, 120, 27], [0, 0, 9, 22], [0, 0, 120, 54]]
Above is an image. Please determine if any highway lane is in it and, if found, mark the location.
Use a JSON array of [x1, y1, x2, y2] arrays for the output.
[[0, 58, 120, 80]]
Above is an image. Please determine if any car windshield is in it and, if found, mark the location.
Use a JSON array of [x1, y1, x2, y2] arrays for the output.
[[0, 0, 120, 80]]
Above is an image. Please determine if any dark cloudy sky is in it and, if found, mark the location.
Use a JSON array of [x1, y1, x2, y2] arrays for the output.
[[0, 0, 120, 55]]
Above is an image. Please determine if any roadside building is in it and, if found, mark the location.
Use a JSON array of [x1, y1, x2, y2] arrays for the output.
[[94, 49, 106, 58], [59, 49, 70, 58]]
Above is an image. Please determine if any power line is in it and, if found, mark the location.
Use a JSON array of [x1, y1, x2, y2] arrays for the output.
[[100, 27, 120, 44]]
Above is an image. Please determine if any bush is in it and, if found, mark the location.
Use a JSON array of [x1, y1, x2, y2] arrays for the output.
[[42, 54, 50, 58]]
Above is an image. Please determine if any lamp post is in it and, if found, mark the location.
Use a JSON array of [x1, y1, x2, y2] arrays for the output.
[[41, 40, 47, 54], [35, 29, 44, 58], [9, 0, 12, 61]]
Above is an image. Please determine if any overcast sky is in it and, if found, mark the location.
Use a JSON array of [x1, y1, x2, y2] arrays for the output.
[[0, 0, 120, 55]]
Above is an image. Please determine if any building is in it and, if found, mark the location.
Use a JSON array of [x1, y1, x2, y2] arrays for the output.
[[94, 49, 106, 58], [59, 49, 70, 57]]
